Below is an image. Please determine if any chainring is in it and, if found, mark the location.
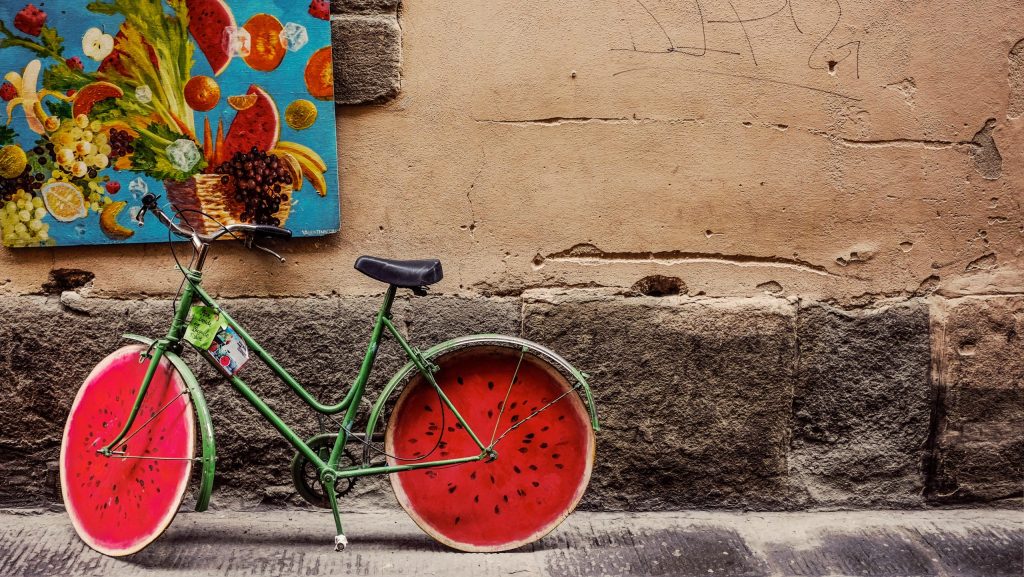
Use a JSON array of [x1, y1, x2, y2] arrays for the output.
[[290, 433, 358, 508]]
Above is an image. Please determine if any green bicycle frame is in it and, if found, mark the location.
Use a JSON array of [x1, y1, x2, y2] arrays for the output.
[[100, 267, 494, 486]]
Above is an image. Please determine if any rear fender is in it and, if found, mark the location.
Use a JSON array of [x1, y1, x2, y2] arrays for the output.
[[123, 334, 216, 512], [363, 334, 599, 462]]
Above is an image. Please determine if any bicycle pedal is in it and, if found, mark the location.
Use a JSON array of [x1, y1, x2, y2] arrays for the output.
[[334, 534, 348, 551]]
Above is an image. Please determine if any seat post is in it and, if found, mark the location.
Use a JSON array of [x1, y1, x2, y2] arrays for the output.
[[379, 284, 398, 318]]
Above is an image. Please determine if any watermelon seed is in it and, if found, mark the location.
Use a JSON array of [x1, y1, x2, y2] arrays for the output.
[[448, 484, 457, 494], [525, 433, 535, 439], [409, 438, 418, 444], [494, 505, 500, 514], [457, 376, 464, 384], [425, 431, 434, 436], [511, 415, 520, 423], [114, 496, 119, 504], [552, 453, 560, 459], [522, 439, 532, 444], [540, 442, 548, 448], [556, 463, 564, 469], [490, 474, 496, 484], [487, 381, 494, 390], [470, 471, 477, 480], [518, 448, 528, 453], [510, 402, 518, 410], [503, 494, 509, 503], [518, 489, 526, 497], [424, 405, 433, 412], [455, 423, 463, 430], [532, 481, 540, 487], [112, 484, 116, 491], [559, 415, 566, 420], [454, 516, 461, 524], [474, 495, 479, 503], [487, 410, 493, 418], [497, 401, 503, 410], [447, 426, 455, 432], [529, 465, 538, 471], [513, 465, 521, 474]]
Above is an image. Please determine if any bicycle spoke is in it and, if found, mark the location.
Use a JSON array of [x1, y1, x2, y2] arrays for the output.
[[113, 390, 188, 450], [491, 381, 584, 447], [106, 452, 200, 462], [488, 348, 526, 446]]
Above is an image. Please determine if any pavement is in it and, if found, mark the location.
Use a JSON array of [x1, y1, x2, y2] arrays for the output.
[[0, 509, 1020, 577]]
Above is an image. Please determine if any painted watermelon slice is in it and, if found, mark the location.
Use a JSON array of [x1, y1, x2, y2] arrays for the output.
[[219, 84, 280, 159], [185, 0, 236, 76], [385, 345, 595, 552], [60, 345, 195, 557]]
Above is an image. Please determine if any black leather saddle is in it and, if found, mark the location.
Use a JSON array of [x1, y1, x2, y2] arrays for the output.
[[354, 256, 443, 287]]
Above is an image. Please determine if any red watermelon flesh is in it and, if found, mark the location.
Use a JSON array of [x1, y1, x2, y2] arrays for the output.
[[60, 346, 194, 556], [386, 347, 595, 552], [185, 0, 235, 76], [220, 85, 280, 159]]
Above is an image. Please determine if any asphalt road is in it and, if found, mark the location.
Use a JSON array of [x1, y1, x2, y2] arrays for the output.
[[0, 509, 1020, 576]]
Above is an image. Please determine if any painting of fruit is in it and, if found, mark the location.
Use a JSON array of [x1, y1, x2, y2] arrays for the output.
[[0, 0, 338, 247]]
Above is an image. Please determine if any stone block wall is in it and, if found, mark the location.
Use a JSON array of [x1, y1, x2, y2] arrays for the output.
[[0, 289, 1019, 511]]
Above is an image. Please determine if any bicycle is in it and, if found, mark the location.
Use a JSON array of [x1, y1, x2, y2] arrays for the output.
[[59, 192, 600, 557]]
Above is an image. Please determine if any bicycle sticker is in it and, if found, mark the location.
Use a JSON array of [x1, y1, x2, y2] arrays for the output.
[[184, 306, 221, 349], [207, 325, 250, 376]]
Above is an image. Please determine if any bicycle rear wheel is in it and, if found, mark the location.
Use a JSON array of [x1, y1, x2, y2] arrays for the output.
[[385, 343, 595, 552], [60, 345, 195, 557]]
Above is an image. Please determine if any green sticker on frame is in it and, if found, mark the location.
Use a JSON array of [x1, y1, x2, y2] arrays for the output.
[[184, 306, 221, 349]]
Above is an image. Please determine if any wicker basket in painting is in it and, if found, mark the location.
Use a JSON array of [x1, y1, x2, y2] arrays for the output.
[[163, 174, 291, 235]]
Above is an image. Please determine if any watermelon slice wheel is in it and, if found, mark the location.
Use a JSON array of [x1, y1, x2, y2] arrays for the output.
[[60, 345, 195, 557], [385, 344, 595, 552]]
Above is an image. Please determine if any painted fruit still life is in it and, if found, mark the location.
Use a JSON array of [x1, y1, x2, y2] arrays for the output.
[[0, 0, 339, 247]]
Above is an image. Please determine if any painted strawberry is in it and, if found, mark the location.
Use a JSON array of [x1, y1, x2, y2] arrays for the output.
[[14, 4, 47, 37], [66, 56, 84, 71], [0, 82, 16, 102], [105, 181, 121, 194], [308, 0, 329, 21]]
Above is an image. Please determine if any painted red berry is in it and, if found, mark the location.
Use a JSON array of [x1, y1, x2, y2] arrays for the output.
[[308, 0, 329, 21], [66, 57, 83, 71], [14, 4, 47, 37], [105, 181, 121, 194], [66, 89, 77, 97], [0, 82, 16, 102]]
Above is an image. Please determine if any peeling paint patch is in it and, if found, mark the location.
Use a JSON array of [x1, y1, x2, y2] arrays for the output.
[[1009, 39, 1024, 119], [41, 269, 94, 294], [966, 253, 997, 272], [630, 275, 686, 296], [545, 243, 836, 276], [970, 119, 1002, 179], [885, 78, 917, 107]]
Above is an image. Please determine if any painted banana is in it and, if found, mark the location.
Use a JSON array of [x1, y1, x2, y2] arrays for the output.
[[271, 142, 328, 196], [275, 140, 327, 173]]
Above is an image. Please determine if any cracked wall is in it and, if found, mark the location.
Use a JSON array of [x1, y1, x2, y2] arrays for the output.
[[1, 1, 1021, 301]]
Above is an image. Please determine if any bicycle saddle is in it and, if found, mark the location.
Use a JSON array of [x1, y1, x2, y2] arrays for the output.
[[354, 256, 443, 287]]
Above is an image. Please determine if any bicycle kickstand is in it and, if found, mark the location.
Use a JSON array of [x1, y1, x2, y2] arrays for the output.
[[324, 473, 347, 551]]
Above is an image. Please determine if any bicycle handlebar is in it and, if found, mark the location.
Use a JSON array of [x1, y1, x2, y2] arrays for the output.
[[136, 191, 292, 264]]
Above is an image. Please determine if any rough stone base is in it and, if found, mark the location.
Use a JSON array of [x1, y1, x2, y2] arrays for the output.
[[0, 290, 1020, 511]]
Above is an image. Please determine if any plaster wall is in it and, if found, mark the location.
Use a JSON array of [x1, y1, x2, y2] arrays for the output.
[[1, 1, 1021, 302]]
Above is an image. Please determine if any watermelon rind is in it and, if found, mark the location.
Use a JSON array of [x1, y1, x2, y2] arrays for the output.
[[60, 345, 195, 557]]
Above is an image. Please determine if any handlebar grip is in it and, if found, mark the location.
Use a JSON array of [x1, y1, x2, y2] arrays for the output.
[[252, 225, 292, 239]]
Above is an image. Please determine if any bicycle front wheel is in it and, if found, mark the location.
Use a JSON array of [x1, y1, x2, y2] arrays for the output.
[[60, 345, 195, 557], [385, 343, 595, 552]]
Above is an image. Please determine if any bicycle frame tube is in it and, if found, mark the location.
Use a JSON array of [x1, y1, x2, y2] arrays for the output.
[[105, 268, 490, 478]]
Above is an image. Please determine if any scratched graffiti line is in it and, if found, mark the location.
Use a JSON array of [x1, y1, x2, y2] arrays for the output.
[[615, 0, 861, 78]]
